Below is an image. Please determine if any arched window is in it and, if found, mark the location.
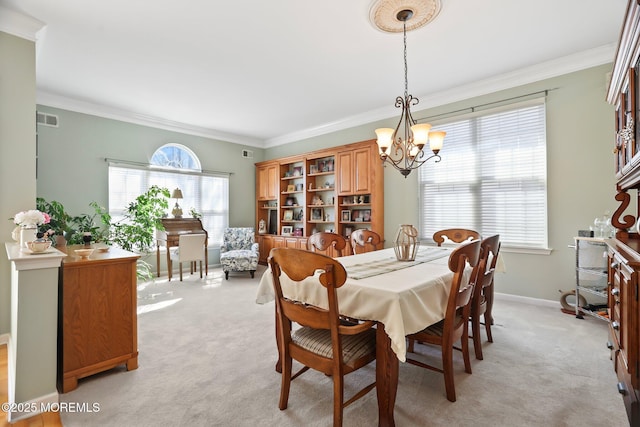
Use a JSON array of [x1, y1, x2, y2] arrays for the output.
[[109, 143, 229, 246], [150, 143, 201, 171]]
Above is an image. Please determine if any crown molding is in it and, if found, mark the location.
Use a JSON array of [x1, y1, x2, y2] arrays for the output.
[[265, 43, 616, 147], [0, 6, 45, 42], [38, 43, 615, 150], [36, 91, 264, 148]]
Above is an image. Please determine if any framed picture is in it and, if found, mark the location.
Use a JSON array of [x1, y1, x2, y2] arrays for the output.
[[283, 210, 293, 221], [352, 209, 371, 222], [285, 196, 297, 206], [341, 210, 351, 221], [311, 207, 324, 221], [326, 159, 334, 171], [286, 184, 295, 192], [282, 226, 293, 236], [309, 164, 318, 174], [293, 166, 303, 176], [344, 226, 353, 237], [295, 183, 304, 191]]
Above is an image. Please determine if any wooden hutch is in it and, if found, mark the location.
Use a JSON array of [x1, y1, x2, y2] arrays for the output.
[[255, 139, 384, 262], [606, 1, 640, 423]]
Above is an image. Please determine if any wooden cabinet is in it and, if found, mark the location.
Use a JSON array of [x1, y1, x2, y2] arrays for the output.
[[257, 235, 272, 264], [255, 139, 383, 263], [57, 245, 140, 393], [606, 2, 640, 423], [606, 241, 640, 422], [256, 162, 279, 239], [337, 146, 373, 195], [257, 162, 278, 200]]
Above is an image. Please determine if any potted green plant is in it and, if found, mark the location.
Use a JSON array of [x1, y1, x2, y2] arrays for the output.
[[108, 185, 170, 280], [36, 197, 72, 246]]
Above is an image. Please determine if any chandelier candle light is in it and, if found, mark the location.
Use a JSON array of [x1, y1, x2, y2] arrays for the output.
[[374, 5, 445, 177]]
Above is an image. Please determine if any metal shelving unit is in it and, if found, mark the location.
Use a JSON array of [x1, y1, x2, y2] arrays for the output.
[[572, 236, 609, 321]]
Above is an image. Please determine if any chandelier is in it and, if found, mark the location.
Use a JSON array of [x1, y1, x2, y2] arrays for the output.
[[374, 7, 445, 177]]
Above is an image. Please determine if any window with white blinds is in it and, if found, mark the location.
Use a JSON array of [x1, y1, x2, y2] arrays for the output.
[[418, 98, 548, 249], [108, 146, 229, 246]]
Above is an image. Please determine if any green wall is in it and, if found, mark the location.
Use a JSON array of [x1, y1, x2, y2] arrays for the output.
[[35, 107, 264, 221], [34, 106, 265, 270], [264, 64, 617, 302], [29, 64, 618, 305]]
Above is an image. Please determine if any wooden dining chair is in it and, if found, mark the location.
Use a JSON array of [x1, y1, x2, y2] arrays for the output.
[[433, 228, 480, 246], [268, 248, 377, 427], [350, 229, 382, 255], [307, 231, 347, 257], [406, 239, 481, 402], [470, 234, 501, 360]]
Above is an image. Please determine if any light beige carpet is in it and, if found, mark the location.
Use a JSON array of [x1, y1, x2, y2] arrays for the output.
[[59, 265, 629, 426]]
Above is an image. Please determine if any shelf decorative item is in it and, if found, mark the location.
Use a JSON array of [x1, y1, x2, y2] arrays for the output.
[[394, 224, 418, 261], [13, 209, 50, 250]]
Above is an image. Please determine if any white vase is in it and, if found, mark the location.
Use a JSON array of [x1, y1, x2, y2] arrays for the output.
[[11, 226, 20, 242], [19, 225, 38, 251]]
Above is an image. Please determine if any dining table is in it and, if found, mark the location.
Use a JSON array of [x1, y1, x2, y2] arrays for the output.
[[255, 245, 467, 427]]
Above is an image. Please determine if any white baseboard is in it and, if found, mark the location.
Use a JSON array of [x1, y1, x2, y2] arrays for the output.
[[2, 335, 59, 423], [495, 292, 558, 308], [7, 391, 59, 423]]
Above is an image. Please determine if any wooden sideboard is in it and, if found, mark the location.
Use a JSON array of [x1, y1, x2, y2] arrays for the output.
[[606, 1, 640, 423], [255, 139, 384, 263], [57, 245, 140, 393]]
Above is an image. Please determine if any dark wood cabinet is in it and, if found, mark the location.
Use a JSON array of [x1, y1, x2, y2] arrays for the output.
[[57, 245, 140, 393], [606, 2, 640, 423], [606, 240, 640, 422]]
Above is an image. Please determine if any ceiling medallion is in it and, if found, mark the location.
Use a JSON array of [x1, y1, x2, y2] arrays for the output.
[[369, 0, 442, 33]]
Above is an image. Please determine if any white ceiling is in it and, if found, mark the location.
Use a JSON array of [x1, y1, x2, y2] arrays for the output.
[[0, 0, 629, 147]]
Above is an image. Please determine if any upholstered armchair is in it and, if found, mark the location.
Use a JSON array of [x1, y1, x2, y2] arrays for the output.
[[219, 227, 259, 280]]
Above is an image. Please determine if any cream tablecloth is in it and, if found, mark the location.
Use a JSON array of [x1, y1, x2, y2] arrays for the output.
[[255, 246, 462, 362]]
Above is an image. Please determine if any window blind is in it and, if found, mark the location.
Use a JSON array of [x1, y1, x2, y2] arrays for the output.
[[109, 165, 229, 246], [418, 99, 548, 249]]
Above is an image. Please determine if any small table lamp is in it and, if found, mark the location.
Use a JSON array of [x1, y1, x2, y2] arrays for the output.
[[171, 188, 183, 218]]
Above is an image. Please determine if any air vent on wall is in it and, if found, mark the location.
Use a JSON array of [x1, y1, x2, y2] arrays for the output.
[[241, 149, 253, 158], [36, 111, 59, 127]]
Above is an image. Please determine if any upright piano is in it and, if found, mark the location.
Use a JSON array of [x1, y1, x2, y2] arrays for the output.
[[156, 218, 208, 280]]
